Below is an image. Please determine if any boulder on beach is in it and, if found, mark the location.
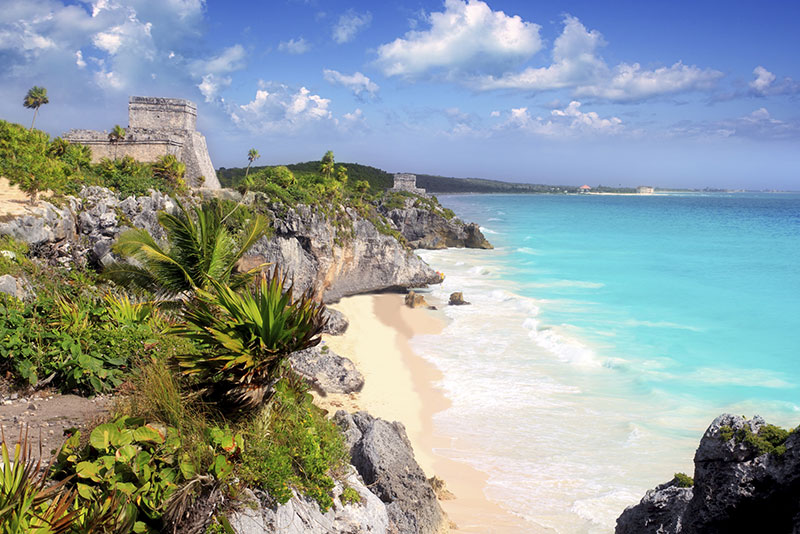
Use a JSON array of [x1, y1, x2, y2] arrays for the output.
[[405, 290, 428, 309], [448, 292, 469, 306]]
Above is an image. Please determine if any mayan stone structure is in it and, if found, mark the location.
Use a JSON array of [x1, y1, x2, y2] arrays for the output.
[[64, 97, 220, 189], [390, 173, 426, 195]]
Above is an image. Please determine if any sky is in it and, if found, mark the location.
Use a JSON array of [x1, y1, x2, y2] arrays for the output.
[[1, 0, 799, 190]]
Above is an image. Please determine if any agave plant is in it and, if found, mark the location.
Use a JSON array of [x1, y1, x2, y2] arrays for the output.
[[0, 427, 75, 534], [104, 200, 268, 302], [173, 270, 327, 412]]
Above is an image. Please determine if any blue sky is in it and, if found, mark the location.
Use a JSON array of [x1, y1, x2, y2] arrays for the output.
[[1, 0, 798, 189]]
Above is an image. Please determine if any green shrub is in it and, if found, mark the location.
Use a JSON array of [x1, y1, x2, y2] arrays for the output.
[[53, 416, 184, 533], [719, 422, 792, 456], [238, 376, 347, 511], [174, 271, 326, 413], [340, 486, 361, 506], [673, 472, 694, 488], [0, 120, 69, 203]]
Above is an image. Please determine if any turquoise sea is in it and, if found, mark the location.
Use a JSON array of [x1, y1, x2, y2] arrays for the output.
[[412, 193, 800, 533]]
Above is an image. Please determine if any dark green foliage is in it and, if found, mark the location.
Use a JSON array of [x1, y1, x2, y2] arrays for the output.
[[719, 423, 791, 456], [673, 472, 694, 488], [173, 271, 326, 412], [238, 377, 347, 511], [92, 156, 188, 199], [0, 120, 68, 203], [104, 200, 268, 300], [218, 161, 394, 192], [0, 268, 159, 394]]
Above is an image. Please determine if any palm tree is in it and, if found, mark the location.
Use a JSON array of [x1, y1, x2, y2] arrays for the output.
[[319, 150, 334, 180], [103, 200, 269, 302], [108, 125, 126, 160], [245, 148, 260, 178], [23, 86, 49, 130]]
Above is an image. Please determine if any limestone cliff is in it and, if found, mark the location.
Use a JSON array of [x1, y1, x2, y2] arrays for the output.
[[0, 187, 441, 302], [616, 414, 800, 534]]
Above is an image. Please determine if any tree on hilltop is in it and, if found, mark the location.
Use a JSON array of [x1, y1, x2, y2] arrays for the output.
[[23, 86, 49, 130], [320, 150, 334, 180], [245, 148, 260, 178]]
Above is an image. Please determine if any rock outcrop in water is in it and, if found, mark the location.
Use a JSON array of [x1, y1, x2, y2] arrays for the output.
[[616, 414, 800, 534], [379, 201, 492, 250]]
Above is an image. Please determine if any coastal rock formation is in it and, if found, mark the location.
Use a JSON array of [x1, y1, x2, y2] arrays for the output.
[[380, 204, 492, 250], [322, 308, 350, 335], [0, 188, 440, 301], [616, 414, 800, 534], [290, 345, 364, 395], [448, 292, 469, 305], [228, 467, 390, 534], [405, 290, 428, 308], [334, 411, 449, 534], [239, 197, 442, 303]]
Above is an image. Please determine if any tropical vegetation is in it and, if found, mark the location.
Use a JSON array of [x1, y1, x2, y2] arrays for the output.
[[23, 86, 49, 130]]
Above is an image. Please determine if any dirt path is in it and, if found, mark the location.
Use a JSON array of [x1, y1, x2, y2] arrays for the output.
[[0, 390, 113, 461], [0, 177, 39, 220]]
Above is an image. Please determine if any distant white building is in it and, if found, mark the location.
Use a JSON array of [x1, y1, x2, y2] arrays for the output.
[[637, 186, 655, 195], [390, 173, 427, 195]]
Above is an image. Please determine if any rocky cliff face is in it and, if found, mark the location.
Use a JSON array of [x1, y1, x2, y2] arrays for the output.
[[335, 411, 450, 534], [379, 202, 492, 250], [0, 188, 442, 302], [616, 414, 800, 534], [239, 198, 442, 303]]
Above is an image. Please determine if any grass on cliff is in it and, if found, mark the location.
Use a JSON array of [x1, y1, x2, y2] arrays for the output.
[[719, 422, 795, 456]]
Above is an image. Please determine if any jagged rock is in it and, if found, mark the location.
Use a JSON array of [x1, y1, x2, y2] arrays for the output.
[[405, 290, 427, 309], [240, 198, 442, 303], [290, 346, 364, 394], [322, 308, 349, 335], [428, 476, 456, 501], [616, 414, 800, 534], [379, 204, 492, 250], [334, 411, 449, 534], [448, 292, 469, 306], [228, 467, 389, 534], [0, 274, 31, 300]]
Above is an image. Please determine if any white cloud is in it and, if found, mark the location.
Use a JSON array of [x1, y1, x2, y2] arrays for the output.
[[192, 44, 246, 75], [323, 69, 379, 99], [231, 84, 333, 133], [197, 73, 231, 102], [474, 16, 721, 101], [576, 61, 722, 101], [332, 10, 371, 44], [278, 37, 311, 54], [750, 66, 776, 94], [75, 49, 86, 68], [496, 100, 623, 137], [747, 65, 800, 96], [375, 0, 541, 77], [474, 15, 603, 90]]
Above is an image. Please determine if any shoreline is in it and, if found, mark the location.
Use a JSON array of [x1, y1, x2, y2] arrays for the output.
[[320, 294, 526, 533]]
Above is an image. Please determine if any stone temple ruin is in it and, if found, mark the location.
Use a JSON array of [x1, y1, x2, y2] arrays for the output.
[[390, 173, 426, 195], [64, 96, 220, 189]]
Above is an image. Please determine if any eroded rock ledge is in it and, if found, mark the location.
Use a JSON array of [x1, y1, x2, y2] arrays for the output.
[[616, 414, 800, 534]]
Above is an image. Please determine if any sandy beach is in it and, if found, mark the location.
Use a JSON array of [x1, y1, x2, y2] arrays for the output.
[[320, 294, 526, 533]]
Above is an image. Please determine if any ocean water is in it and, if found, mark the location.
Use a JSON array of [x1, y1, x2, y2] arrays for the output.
[[411, 193, 800, 533]]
